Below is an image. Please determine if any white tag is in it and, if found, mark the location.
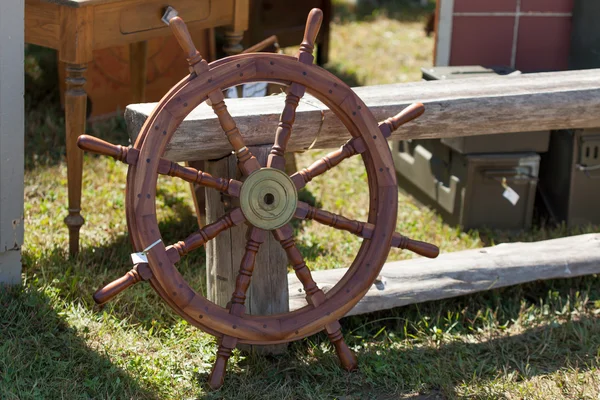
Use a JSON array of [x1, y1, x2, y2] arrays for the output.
[[502, 186, 520, 206], [242, 82, 268, 98], [131, 252, 148, 264], [130, 238, 162, 265], [226, 86, 238, 98]]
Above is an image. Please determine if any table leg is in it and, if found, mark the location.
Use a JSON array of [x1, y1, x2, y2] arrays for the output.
[[223, 30, 244, 56], [64, 63, 87, 255], [129, 41, 148, 104]]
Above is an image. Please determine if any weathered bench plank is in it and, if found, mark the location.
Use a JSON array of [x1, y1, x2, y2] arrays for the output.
[[289, 233, 600, 316], [125, 69, 600, 162]]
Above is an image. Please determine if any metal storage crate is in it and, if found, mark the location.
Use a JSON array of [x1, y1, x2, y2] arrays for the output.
[[391, 140, 540, 230], [441, 132, 550, 154], [538, 129, 600, 227], [420, 66, 550, 154]]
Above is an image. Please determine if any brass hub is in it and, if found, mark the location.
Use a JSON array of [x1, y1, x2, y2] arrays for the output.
[[239, 168, 298, 230]]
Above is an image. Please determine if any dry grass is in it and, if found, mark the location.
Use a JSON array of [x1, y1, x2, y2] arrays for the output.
[[328, 18, 434, 85]]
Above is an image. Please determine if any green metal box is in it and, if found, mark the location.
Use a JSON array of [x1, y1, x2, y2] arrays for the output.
[[441, 132, 550, 154], [391, 139, 540, 230], [538, 129, 600, 227]]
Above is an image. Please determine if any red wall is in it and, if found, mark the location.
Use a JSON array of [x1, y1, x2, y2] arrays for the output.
[[445, 0, 573, 71]]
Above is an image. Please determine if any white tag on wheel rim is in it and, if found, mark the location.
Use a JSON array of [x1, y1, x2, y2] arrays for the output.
[[226, 86, 238, 98], [130, 238, 162, 265], [242, 82, 268, 98], [131, 252, 148, 264], [502, 186, 520, 206]]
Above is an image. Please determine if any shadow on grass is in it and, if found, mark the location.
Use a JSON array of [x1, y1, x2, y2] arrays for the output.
[[0, 285, 158, 399], [192, 317, 600, 399], [21, 187, 205, 332], [196, 276, 600, 399]]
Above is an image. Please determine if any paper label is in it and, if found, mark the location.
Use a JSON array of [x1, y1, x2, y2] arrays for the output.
[[131, 252, 148, 264], [242, 82, 268, 98], [226, 86, 238, 98], [502, 186, 520, 206]]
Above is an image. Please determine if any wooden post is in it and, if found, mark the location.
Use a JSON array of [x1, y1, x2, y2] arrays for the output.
[[0, 0, 24, 285], [205, 145, 289, 354]]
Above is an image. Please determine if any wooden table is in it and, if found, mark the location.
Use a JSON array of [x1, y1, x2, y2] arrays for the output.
[[25, 0, 249, 255]]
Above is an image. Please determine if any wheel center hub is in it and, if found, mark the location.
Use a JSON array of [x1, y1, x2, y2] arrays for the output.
[[239, 168, 298, 230]]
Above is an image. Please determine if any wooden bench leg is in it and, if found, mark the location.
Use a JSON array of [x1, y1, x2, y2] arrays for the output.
[[64, 63, 87, 255], [223, 30, 244, 56], [205, 146, 289, 355], [129, 41, 148, 104], [187, 160, 207, 227]]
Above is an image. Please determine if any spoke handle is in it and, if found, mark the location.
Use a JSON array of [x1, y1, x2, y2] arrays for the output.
[[93, 264, 152, 305], [302, 9, 323, 48], [77, 135, 128, 162], [299, 8, 323, 60], [168, 16, 202, 65], [392, 234, 440, 258], [379, 102, 425, 138]]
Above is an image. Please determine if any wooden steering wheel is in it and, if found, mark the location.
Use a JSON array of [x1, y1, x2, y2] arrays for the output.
[[77, 9, 439, 389]]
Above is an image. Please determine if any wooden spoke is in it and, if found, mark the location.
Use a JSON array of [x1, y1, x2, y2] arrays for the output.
[[273, 222, 357, 371], [163, 162, 242, 198], [167, 10, 260, 176], [290, 138, 365, 190], [77, 135, 242, 197], [208, 335, 237, 390], [290, 102, 424, 190], [273, 224, 321, 303], [325, 320, 358, 371], [209, 94, 261, 175], [229, 227, 267, 315], [165, 208, 246, 262], [378, 102, 425, 138], [297, 8, 323, 65], [295, 202, 440, 259], [208, 228, 267, 389], [165, 15, 209, 76], [92, 263, 153, 305], [266, 9, 323, 170], [267, 87, 303, 170]]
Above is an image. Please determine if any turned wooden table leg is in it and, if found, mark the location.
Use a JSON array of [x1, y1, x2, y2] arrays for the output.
[[64, 63, 87, 255], [223, 30, 244, 56], [129, 41, 148, 104]]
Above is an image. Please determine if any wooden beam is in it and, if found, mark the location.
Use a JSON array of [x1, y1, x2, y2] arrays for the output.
[[125, 69, 600, 162], [289, 234, 600, 316]]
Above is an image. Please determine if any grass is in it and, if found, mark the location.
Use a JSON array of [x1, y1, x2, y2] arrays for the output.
[[2, 0, 599, 398]]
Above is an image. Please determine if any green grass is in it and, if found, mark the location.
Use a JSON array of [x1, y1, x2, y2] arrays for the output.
[[3, 1, 600, 398]]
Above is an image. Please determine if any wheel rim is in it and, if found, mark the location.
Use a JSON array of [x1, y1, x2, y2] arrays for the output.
[[125, 53, 397, 344]]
